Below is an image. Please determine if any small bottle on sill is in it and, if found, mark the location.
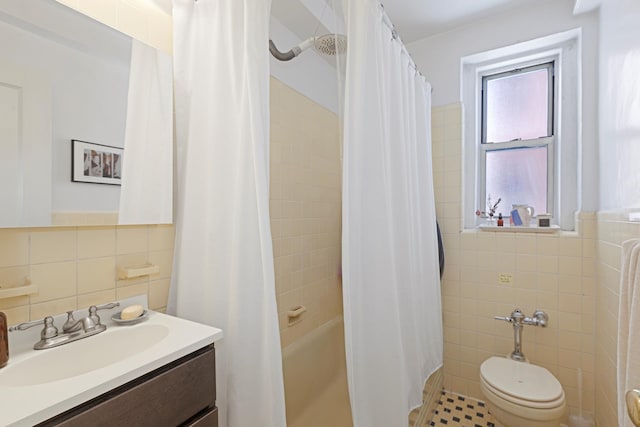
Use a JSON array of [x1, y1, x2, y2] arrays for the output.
[[497, 213, 504, 227]]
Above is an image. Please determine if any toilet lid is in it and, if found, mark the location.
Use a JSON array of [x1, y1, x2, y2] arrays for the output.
[[480, 357, 564, 404]]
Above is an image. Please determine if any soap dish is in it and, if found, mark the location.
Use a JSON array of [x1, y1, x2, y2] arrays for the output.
[[111, 310, 148, 325]]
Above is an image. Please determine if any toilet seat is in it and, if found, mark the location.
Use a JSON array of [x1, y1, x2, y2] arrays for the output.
[[480, 356, 565, 410]]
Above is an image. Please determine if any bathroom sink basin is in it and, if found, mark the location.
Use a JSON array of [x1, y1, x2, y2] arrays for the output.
[[0, 324, 169, 387], [0, 299, 223, 427]]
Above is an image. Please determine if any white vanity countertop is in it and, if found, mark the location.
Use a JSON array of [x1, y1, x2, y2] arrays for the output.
[[0, 298, 223, 427]]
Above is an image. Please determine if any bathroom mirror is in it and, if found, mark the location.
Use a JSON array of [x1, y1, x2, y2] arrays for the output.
[[0, 0, 173, 227]]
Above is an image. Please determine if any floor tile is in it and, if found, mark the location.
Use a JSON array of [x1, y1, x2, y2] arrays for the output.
[[428, 391, 496, 427]]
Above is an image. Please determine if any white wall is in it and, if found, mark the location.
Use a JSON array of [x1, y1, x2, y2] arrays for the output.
[[51, 43, 129, 212], [270, 16, 339, 114], [406, 0, 599, 212], [598, 0, 640, 211]]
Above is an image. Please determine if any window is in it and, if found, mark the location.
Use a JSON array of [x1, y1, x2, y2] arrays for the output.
[[480, 62, 555, 220], [461, 30, 581, 230]]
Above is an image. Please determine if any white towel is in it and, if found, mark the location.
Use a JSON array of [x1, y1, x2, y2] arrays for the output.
[[618, 239, 640, 427]]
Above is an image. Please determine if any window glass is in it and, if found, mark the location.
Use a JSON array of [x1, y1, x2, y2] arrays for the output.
[[484, 68, 550, 143], [485, 146, 547, 216]]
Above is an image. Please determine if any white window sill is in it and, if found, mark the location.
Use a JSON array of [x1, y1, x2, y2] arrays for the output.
[[478, 224, 560, 233]]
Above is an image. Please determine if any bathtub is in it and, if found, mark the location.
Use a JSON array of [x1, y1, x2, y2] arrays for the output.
[[282, 316, 443, 427], [282, 316, 353, 427]]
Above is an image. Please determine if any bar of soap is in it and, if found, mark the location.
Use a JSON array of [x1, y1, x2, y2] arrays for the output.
[[121, 304, 144, 320]]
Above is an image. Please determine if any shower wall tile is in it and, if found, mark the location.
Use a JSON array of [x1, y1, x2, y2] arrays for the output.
[[29, 262, 76, 304], [77, 257, 116, 294], [148, 225, 175, 251], [0, 224, 175, 326], [432, 103, 597, 423], [148, 278, 171, 312], [270, 77, 342, 349], [0, 230, 29, 268], [116, 226, 149, 255], [31, 297, 77, 320], [147, 250, 174, 279], [30, 229, 77, 264], [77, 227, 117, 259], [594, 211, 640, 427], [77, 289, 117, 309], [116, 282, 149, 301]]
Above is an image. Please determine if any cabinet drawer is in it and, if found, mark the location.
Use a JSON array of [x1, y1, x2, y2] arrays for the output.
[[42, 345, 216, 427], [187, 407, 218, 427]]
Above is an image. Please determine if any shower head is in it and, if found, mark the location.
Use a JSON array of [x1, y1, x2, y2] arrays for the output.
[[269, 34, 347, 62], [314, 34, 347, 56]]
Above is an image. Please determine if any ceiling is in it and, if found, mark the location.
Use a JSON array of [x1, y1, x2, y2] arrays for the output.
[[148, 0, 546, 45], [382, 0, 541, 42], [271, 0, 542, 44]]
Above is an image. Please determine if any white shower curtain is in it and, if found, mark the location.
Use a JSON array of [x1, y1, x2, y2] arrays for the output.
[[341, 1, 443, 426], [119, 40, 173, 224], [169, 1, 286, 426]]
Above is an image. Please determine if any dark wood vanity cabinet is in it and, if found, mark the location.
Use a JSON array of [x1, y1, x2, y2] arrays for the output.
[[39, 344, 217, 427]]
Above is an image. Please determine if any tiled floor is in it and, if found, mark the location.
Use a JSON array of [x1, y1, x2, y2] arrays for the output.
[[429, 391, 497, 426]]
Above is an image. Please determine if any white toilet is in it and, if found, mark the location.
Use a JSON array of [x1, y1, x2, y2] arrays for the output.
[[480, 356, 566, 427]]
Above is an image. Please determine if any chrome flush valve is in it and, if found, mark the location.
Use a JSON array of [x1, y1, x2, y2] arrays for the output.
[[494, 308, 549, 361], [524, 310, 548, 327], [494, 308, 525, 324]]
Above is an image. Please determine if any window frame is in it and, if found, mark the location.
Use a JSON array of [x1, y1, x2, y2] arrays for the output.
[[480, 62, 555, 144], [478, 61, 556, 221], [461, 30, 582, 231]]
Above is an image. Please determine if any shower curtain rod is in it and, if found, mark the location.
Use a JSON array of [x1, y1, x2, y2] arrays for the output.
[[379, 3, 420, 73], [193, 0, 434, 91], [378, 2, 429, 88]]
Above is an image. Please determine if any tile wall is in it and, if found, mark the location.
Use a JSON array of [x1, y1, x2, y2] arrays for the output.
[[269, 77, 343, 349], [0, 225, 175, 325], [432, 103, 597, 422], [55, 0, 172, 54], [594, 211, 640, 427]]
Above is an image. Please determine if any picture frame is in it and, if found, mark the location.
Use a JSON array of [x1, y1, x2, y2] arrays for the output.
[[71, 139, 123, 185]]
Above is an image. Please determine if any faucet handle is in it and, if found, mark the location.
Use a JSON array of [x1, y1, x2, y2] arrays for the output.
[[95, 302, 120, 311], [9, 316, 58, 340], [9, 317, 46, 332], [494, 308, 526, 323], [88, 302, 120, 325]]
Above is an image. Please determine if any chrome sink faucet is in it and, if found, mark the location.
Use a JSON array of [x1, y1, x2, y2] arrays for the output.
[[494, 308, 548, 361], [10, 302, 120, 350], [63, 304, 117, 334]]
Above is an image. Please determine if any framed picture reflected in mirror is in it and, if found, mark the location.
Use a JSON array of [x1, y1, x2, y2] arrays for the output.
[[71, 139, 123, 185]]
